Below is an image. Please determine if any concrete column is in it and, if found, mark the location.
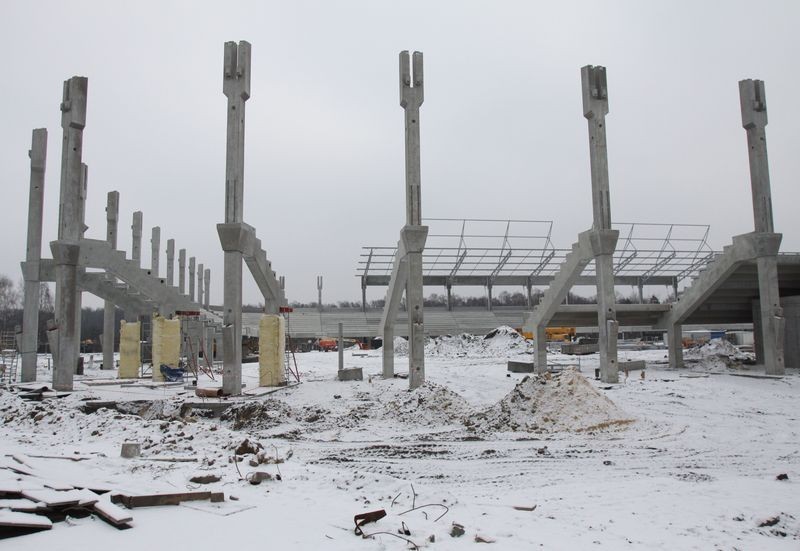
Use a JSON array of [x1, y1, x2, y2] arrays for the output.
[[739, 79, 784, 375], [72, 164, 89, 369], [526, 282, 533, 309], [166, 239, 175, 286], [131, 211, 142, 267], [125, 211, 143, 323], [221, 40, 251, 395], [204, 269, 211, 309], [189, 257, 196, 301], [102, 191, 119, 371], [317, 276, 323, 312], [20, 128, 48, 382], [638, 282, 644, 304], [361, 280, 367, 313], [534, 324, 547, 374], [667, 323, 684, 369], [150, 226, 160, 277], [581, 65, 618, 384], [446, 284, 453, 311], [197, 263, 204, 306], [52, 76, 87, 391], [337, 322, 344, 372], [400, 50, 426, 390], [752, 299, 764, 364], [487, 284, 493, 312], [178, 248, 186, 294]]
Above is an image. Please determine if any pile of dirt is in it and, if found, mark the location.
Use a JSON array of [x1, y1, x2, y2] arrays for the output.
[[684, 338, 752, 370], [425, 333, 484, 357], [468, 369, 634, 433], [381, 382, 473, 425], [482, 326, 530, 354], [395, 327, 532, 358], [220, 399, 294, 431]]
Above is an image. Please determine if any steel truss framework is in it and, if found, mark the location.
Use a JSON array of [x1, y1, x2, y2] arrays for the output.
[[358, 218, 717, 291]]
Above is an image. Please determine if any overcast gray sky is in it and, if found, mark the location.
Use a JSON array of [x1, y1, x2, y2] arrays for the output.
[[2, 0, 798, 307]]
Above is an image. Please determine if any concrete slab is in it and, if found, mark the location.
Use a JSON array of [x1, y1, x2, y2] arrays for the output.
[[338, 367, 363, 381], [507, 360, 535, 373]]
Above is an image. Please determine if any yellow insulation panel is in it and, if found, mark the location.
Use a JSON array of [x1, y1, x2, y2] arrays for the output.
[[152, 315, 181, 381], [259, 315, 286, 387], [118, 321, 141, 379]]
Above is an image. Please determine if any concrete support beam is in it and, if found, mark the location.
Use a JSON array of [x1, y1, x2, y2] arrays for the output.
[[20, 128, 48, 383], [338, 322, 344, 371], [150, 226, 160, 277], [667, 323, 684, 369], [204, 268, 210, 309], [739, 79, 784, 376], [52, 76, 87, 391], [102, 191, 119, 371], [582, 65, 618, 383], [189, 256, 196, 302], [220, 39, 251, 396], [125, 211, 143, 323], [178, 248, 186, 295], [166, 239, 175, 287], [197, 262, 204, 308], [487, 285, 493, 312], [317, 276, 323, 312], [131, 212, 142, 267], [400, 50, 426, 390]]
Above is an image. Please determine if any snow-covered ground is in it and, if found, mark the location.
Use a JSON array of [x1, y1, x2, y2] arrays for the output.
[[1, 336, 798, 549]]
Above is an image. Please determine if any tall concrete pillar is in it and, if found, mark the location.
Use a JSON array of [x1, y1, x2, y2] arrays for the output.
[[739, 79, 784, 376], [534, 324, 547, 374], [52, 76, 87, 391], [220, 40, 251, 395], [338, 322, 344, 371], [361, 280, 367, 313], [166, 239, 175, 286], [102, 191, 119, 371], [525, 283, 533, 309], [447, 284, 453, 311], [125, 211, 143, 323], [400, 50, 427, 390], [581, 65, 619, 384], [317, 276, 323, 311], [150, 227, 160, 277], [204, 269, 211, 309], [72, 163, 88, 367], [189, 256, 196, 302], [178, 248, 186, 294], [131, 212, 142, 267], [487, 284, 493, 311], [667, 323, 683, 369], [20, 128, 48, 382], [197, 263, 204, 307]]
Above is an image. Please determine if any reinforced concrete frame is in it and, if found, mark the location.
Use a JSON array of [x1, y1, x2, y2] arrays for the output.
[[653, 79, 785, 375], [217, 40, 287, 395], [380, 50, 428, 389], [20, 77, 218, 390]]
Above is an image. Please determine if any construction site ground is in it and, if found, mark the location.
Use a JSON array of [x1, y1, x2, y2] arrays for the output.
[[1, 334, 798, 550]]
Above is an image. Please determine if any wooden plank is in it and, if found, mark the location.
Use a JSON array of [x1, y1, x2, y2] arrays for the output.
[[20, 489, 82, 507], [93, 497, 133, 526], [111, 491, 223, 508], [0, 510, 53, 529], [0, 499, 40, 512]]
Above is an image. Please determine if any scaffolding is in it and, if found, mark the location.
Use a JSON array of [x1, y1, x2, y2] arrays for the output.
[[358, 218, 717, 294]]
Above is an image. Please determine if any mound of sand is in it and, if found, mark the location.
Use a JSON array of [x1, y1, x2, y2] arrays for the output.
[[220, 399, 295, 431], [395, 327, 531, 358], [381, 382, 473, 425], [684, 338, 749, 360], [468, 369, 634, 433]]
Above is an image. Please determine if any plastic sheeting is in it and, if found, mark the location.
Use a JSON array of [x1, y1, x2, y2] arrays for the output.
[[259, 315, 286, 387], [118, 321, 141, 379], [152, 315, 181, 381]]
